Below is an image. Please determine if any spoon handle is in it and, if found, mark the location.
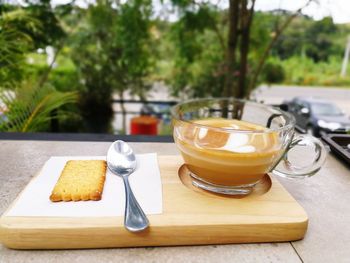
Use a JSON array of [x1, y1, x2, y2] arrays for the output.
[[122, 176, 149, 232]]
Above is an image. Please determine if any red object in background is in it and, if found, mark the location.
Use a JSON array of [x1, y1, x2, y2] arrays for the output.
[[130, 115, 158, 135]]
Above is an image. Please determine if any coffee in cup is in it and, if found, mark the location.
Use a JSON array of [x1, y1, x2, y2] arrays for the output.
[[172, 98, 326, 195]]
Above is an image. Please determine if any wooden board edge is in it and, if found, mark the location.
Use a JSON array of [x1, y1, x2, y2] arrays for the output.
[[0, 220, 308, 250]]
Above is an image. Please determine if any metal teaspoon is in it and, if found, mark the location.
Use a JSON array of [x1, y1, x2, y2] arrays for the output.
[[107, 140, 149, 232]]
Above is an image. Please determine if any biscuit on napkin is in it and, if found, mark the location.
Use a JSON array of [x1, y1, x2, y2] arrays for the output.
[[50, 160, 107, 202]]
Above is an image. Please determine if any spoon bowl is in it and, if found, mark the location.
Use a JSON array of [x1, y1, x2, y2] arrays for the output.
[[107, 140, 149, 232], [107, 141, 136, 176]]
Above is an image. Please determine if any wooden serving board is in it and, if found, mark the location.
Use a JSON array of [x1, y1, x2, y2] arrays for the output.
[[0, 155, 308, 249]]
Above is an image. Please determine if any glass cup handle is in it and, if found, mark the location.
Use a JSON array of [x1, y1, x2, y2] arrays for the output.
[[271, 134, 327, 179]]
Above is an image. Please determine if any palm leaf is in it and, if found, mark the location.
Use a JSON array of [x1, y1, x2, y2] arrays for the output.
[[0, 83, 78, 132]]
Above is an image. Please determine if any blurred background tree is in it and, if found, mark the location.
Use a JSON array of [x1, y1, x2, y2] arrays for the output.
[[70, 0, 153, 133], [0, 8, 37, 87], [0, 4, 77, 132], [168, 0, 317, 99]]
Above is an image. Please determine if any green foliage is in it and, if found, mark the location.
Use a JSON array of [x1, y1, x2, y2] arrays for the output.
[[0, 2, 65, 49], [70, 3, 116, 132], [23, 2, 65, 49], [48, 64, 79, 93], [0, 8, 38, 87], [70, 0, 153, 132], [272, 23, 304, 58], [0, 83, 77, 132], [262, 61, 285, 84], [169, 4, 225, 97], [116, 0, 153, 98], [170, 5, 217, 63], [171, 0, 193, 8], [0, 5, 78, 133], [150, 20, 174, 82], [188, 34, 226, 97], [272, 55, 350, 87], [250, 11, 278, 58], [164, 9, 350, 96], [304, 17, 340, 62], [273, 16, 343, 62], [72, 5, 118, 132]]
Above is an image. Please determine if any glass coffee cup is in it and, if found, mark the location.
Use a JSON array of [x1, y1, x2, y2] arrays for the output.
[[171, 98, 327, 195]]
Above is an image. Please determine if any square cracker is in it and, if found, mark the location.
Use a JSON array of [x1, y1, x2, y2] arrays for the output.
[[50, 160, 107, 202]]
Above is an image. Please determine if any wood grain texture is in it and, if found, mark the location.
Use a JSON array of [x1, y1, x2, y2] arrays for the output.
[[0, 155, 307, 250]]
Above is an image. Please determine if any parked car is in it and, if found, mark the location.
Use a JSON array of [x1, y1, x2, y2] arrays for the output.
[[282, 97, 350, 137]]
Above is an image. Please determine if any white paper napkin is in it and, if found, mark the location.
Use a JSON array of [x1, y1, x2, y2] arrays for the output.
[[6, 154, 163, 217]]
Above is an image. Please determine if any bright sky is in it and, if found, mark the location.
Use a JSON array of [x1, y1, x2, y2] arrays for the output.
[[12, 0, 350, 24], [255, 0, 350, 24]]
